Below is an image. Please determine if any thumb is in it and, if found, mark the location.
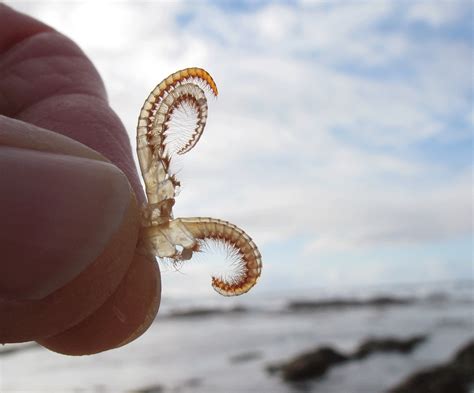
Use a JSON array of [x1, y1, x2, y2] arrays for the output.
[[0, 115, 139, 342]]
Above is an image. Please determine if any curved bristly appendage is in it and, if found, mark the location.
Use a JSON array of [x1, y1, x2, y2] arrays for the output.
[[136, 67, 217, 204], [153, 83, 208, 156], [177, 218, 262, 296], [136, 67, 262, 297]]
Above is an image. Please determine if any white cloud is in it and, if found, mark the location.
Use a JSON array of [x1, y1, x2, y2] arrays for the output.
[[7, 1, 472, 289], [405, 1, 466, 27]]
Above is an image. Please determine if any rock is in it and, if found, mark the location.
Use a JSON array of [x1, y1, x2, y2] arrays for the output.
[[167, 305, 246, 318], [387, 340, 474, 393], [353, 335, 427, 359], [267, 334, 428, 382], [128, 385, 164, 393], [279, 347, 349, 381], [366, 296, 415, 307], [229, 350, 262, 363], [287, 296, 414, 312], [265, 363, 284, 375], [454, 340, 474, 367], [388, 364, 468, 393]]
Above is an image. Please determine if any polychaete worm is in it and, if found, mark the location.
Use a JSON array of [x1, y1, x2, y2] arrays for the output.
[[136, 67, 262, 296]]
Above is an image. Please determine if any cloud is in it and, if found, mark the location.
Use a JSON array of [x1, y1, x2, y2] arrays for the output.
[[405, 1, 467, 27], [8, 1, 472, 290]]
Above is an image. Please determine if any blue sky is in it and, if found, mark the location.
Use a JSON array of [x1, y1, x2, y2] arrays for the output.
[[10, 0, 473, 298]]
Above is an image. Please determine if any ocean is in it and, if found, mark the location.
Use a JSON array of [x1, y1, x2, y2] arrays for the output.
[[1, 280, 473, 393]]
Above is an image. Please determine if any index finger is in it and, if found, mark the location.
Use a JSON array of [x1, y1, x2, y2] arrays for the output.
[[0, 3, 144, 203]]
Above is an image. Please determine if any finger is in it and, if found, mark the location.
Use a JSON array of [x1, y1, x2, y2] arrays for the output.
[[0, 4, 144, 203], [37, 252, 161, 355], [0, 3, 53, 54], [0, 116, 139, 342], [0, 6, 162, 351]]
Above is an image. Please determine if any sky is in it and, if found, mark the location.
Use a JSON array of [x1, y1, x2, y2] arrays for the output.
[[7, 0, 473, 299]]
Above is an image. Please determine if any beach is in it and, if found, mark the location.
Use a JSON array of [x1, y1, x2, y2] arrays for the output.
[[1, 280, 473, 393]]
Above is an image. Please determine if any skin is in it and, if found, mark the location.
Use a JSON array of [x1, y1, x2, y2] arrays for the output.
[[0, 4, 161, 355]]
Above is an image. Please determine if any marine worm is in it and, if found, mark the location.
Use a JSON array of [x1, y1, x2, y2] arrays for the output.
[[136, 67, 262, 296]]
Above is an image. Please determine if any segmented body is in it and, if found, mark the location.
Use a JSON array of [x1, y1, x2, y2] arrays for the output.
[[136, 67, 262, 296]]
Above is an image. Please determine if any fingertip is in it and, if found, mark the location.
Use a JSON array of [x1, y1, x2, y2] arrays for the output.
[[0, 147, 133, 301], [0, 187, 141, 343], [37, 252, 161, 355]]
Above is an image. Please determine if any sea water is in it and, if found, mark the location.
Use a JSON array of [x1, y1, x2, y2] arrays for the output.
[[1, 280, 472, 393]]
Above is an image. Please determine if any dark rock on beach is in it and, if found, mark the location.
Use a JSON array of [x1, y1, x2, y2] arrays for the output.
[[268, 334, 428, 382], [128, 384, 164, 393], [130, 378, 201, 393], [279, 347, 349, 381], [387, 340, 474, 393], [287, 296, 414, 312], [455, 340, 474, 366], [266, 363, 284, 375], [388, 365, 468, 393], [167, 305, 246, 318], [353, 335, 427, 359], [229, 350, 262, 363]]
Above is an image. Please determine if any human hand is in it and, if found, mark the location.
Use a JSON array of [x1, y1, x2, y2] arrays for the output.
[[0, 4, 161, 355]]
